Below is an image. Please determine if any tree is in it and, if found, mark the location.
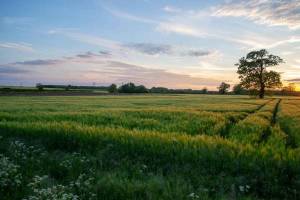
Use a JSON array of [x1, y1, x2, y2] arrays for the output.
[[233, 84, 246, 95], [36, 83, 44, 91], [118, 82, 136, 93], [118, 82, 148, 93], [202, 87, 208, 94], [65, 84, 71, 91], [236, 49, 283, 99], [135, 85, 148, 93], [108, 84, 118, 93], [281, 83, 296, 95], [218, 82, 230, 94], [150, 87, 169, 93]]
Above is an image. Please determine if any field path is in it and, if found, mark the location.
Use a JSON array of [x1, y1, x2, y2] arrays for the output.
[[226, 98, 283, 144], [271, 99, 282, 125]]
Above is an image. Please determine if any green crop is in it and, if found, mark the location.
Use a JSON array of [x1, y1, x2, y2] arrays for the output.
[[0, 95, 299, 200]]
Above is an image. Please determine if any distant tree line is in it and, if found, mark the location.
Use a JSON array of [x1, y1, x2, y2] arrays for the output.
[[32, 80, 298, 96], [35, 83, 109, 91], [107, 82, 214, 94]]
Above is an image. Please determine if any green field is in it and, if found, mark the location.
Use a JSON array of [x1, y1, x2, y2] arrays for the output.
[[0, 95, 299, 199]]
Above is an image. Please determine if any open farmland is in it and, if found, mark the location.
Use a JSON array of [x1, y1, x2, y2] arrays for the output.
[[0, 95, 299, 199]]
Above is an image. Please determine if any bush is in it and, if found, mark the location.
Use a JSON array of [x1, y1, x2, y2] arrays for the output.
[[118, 82, 148, 93]]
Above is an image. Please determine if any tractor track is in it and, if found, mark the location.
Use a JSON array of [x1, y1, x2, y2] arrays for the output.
[[221, 99, 275, 137]]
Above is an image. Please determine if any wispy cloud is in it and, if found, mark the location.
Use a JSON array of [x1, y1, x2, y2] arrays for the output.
[[15, 59, 62, 65], [4, 53, 220, 89], [163, 6, 182, 13], [213, 0, 300, 29], [76, 51, 111, 58], [48, 29, 216, 58], [83, 61, 220, 89], [103, 6, 207, 38], [0, 42, 34, 52], [0, 65, 30, 74], [48, 29, 120, 50], [183, 50, 212, 57], [104, 7, 156, 24], [122, 43, 173, 55], [156, 22, 206, 37], [285, 78, 300, 82], [123, 42, 217, 58]]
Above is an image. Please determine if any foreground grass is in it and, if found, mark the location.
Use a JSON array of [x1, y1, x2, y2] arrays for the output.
[[0, 95, 299, 199]]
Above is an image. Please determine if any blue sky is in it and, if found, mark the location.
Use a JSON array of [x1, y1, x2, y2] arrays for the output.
[[0, 0, 300, 90]]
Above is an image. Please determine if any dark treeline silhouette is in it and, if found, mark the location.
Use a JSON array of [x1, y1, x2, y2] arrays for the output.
[[36, 83, 108, 91], [1, 81, 298, 96], [117, 82, 148, 93], [111, 83, 217, 94], [31, 82, 300, 96]]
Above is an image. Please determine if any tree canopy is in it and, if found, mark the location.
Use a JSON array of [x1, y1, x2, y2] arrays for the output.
[[118, 82, 148, 93], [218, 82, 230, 94], [233, 84, 247, 95], [108, 84, 118, 93], [236, 49, 283, 98]]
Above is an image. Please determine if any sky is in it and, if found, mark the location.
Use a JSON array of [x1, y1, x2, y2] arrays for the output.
[[0, 0, 300, 90]]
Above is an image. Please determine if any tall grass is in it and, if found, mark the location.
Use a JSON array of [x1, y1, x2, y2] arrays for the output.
[[0, 95, 299, 199], [278, 99, 300, 148]]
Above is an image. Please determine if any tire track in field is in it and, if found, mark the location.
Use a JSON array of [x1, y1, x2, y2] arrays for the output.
[[271, 99, 281, 125], [276, 99, 299, 149], [221, 99, 275, 137], [258, 99, 281, 144], [259, 99, 298, 150]]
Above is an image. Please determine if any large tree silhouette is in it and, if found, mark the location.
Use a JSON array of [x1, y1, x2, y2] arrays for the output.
[[218, 82, 230, 94], [236, 49, 283, 98]]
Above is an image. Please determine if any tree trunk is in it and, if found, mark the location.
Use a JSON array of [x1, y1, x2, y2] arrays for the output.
[[259, 61, 265, 99], [259, 85, 265, 99]]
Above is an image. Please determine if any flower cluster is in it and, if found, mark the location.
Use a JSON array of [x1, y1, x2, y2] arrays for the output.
[[188, 192, 200, 199], [25, 175, 78, 200], [69, 173, 96, 200], [9, 140, 46, 163], [59, 152, 90, 169], [25, 184, 79, 200], [0, 154, 22, 190], [239, 185, 250, 193], [25, 173, 96, 200]]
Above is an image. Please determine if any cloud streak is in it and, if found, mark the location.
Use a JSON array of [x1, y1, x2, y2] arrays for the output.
[[0, 42, 34, 52], [3, 52, 220, 89], [104, 7, 156, 24], [15, 59, 62, 66], [285, 78, 300, 82], [122, 43, 173, 55], [213, 0, 300, 29], [83, 60, 220, 89], [184, 50, 212, 57], [156, 22, 206, 38], [48, 29, 121, 50], [76, 51, 112, 58], [0, 66, 30, 74], [163, 6, 182, 13], [48, 29, 216, 58]]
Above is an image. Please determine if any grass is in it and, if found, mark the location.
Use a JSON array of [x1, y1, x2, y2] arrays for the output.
[[0, 94, 299, 199]]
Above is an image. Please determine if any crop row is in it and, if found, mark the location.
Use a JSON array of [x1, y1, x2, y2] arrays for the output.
[[0, 120, 299, 199], [0, 95, 269, 113], [277, 99, 300, 148], [227, 99, 287, 149], [0, 109, 247, 137]]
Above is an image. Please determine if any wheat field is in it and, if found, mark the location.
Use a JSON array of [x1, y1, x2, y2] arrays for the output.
[[0, 95, 299, 199]]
